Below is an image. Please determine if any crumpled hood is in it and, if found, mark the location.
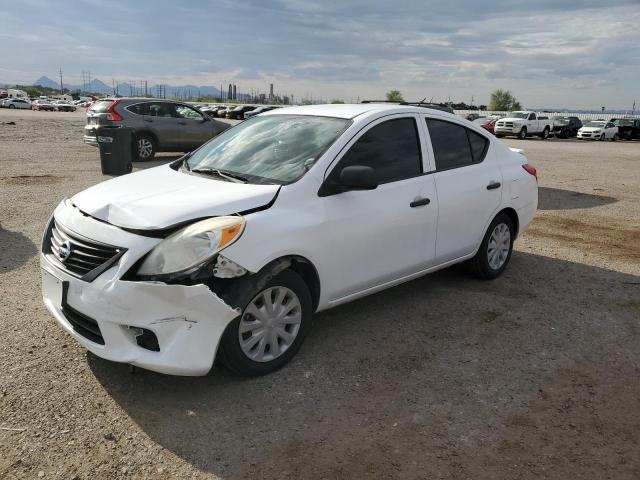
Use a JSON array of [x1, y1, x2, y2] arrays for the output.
[[72, 165, 280, 230]]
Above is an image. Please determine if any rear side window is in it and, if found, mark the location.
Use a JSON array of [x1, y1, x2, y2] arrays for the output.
[[126, 103, 150, 115], [334, 118, 422, 184], [426, 119, 489, 170], [89, 101, 114, 113]]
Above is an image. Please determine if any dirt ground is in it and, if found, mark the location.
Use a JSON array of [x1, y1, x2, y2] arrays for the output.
[[1, 108, 639, 480]]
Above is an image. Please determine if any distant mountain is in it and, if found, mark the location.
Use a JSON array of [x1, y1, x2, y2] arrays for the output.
[[34, 76, 60, 89], [31, 75, 222, 98]]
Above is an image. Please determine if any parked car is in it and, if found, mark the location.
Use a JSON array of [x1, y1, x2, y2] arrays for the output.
[[31, 99, 55, 111], [494, 111, 553, 139], [83, 98, 230, 160], [244, 105, 276, 119], [0, 98, 32, 109], [577, 120, 618, 141], [551, 116, 582, 138], [41, 103, 538, 376], [477, 117, 499, 135], [53, 100, 77, 112], [465, 113, 481, 121], [611, 118, 640, 140], [226, 105, 257, 120]]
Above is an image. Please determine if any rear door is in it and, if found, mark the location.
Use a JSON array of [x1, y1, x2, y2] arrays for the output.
[[173, 104, 214, 150], [424, 116, 502, 263], [141, 101, 181, 149]]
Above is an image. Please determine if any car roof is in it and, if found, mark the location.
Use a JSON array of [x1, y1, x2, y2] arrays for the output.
[[260, 103, 454, 119]]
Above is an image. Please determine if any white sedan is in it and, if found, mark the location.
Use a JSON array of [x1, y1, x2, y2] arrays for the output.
[[577, 120, 618, 141], [1, 98, 32, 109], [41, 104, 538, 376]]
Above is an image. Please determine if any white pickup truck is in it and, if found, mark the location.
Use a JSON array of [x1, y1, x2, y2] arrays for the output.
[[494, 111, 553, 140]]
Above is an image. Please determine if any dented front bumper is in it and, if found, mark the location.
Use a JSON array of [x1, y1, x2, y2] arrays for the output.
[[40, 201, 240, 376]]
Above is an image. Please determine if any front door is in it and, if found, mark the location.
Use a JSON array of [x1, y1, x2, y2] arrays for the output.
[[141, 101, 181, 149], [173, 104, 214, 150], [320, 115, 438, 301]]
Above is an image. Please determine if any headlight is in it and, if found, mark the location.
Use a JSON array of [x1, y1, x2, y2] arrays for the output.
[[137, 216, 245, 277]]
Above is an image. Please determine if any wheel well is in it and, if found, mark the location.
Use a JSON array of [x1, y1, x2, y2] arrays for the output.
[[257, 255, 321, 312], [287, 256, 321, 312], [136, 130, 157, 146], [499, 207, 519, 238]]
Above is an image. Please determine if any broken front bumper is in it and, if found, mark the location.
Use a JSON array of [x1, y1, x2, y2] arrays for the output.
[[40, 202, 240, 376]]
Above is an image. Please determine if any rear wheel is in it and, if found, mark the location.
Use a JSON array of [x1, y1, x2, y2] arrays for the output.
[[518, 127, 527, 140], [469, 213, 515, 280], [612, 133, 618, 142], [137, 134, 156, 160], [540, 127, 550, 139], [220, 269, 313, 376], [9, 104, 15, 109]]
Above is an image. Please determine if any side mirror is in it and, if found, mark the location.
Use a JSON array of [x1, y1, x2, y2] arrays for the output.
[[200, 116, 209, 123], [339, 165, 378, 191]]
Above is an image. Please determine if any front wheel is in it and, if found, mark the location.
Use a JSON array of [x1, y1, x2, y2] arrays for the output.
[[469, 213, 515, 280], [9, 104, 15, 109], [518, 127, 527, 140], [600, 134, 606, 141], [220, 269, 313, 376]]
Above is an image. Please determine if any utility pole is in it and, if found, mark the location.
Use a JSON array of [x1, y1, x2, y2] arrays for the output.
[[59, 68, 64, 94]]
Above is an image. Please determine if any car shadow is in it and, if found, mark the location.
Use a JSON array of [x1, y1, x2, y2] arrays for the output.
[[0, 225, 37, 272], [537, 186, 617, 210], [88, 252, 640, 479]]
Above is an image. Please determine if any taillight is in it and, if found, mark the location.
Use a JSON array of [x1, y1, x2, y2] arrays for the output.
[[106, 100, 123, 121], [522, 164, 537, 181]]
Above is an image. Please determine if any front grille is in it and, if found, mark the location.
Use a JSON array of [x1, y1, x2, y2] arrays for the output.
[[45, 219, 124, 282], [62, 303, 105, 345]]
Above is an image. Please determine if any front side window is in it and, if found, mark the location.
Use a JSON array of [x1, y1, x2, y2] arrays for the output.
[[330, 118, 422, 184], [426, 118, 489, 170], [174, 105, 204, 120], [185, 115, 350, 184]]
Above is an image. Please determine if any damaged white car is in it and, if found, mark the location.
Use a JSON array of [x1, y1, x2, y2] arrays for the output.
[[41, 104, 538, 376]]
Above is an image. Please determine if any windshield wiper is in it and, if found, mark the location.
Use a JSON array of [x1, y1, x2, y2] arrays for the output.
[[190, 167, 249, 183]]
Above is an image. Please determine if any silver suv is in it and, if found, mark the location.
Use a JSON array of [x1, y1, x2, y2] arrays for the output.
[[84, 98, 230, 160]]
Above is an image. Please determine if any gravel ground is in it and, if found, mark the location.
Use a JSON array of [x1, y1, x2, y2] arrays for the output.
[[1, 108, 639, 480]]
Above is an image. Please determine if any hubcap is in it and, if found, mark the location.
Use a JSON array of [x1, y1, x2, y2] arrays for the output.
[[238, 286, 302, 363], [487, 223, 511, 270], [138, 138, 153, 158]]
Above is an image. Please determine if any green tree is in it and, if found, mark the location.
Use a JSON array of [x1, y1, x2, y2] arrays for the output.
[[489, 89, 522, 111], [386, 90, 404, 102]]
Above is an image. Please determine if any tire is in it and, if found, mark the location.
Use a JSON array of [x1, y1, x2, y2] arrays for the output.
[[9, 104, 15, 109], [137, 134, 156, 160], [540, 127, 550, 139], [219, 269, 313, 376], [469, 213, 515, 280], [600, 134, 605, 141], [612, 133, 618, 142], [518, 127, 527, 140]]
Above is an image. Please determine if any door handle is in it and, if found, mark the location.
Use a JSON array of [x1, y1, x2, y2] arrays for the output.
[[486, 181, 501, 190], [410, 197, 431, 208]]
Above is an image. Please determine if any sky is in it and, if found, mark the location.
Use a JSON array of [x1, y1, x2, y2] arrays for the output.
[[1, 0, 639, 109]]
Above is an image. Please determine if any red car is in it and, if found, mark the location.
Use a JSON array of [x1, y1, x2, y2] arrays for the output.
[[480, 118, 499, 135]]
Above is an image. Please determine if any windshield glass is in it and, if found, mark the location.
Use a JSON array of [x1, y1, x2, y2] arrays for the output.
[[510, 112, 528, 119], [612, 119, 633, 126], [185, 115, 350, 184], [584, 121, 605, 127]]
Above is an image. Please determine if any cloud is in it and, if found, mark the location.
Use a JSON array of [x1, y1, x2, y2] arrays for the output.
[[2, 0, 638, 108]]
